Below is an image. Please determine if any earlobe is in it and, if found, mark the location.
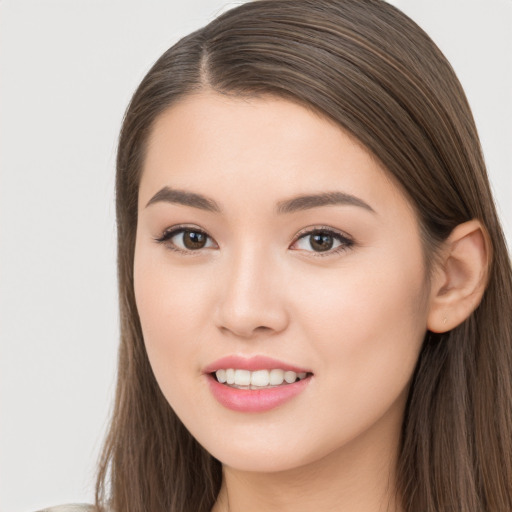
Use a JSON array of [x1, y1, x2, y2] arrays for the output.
[[427, 220, 491, 333]]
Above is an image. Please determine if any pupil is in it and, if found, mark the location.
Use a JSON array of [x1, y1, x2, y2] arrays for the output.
[[310, 233, 333, 252], [184, 231, 206, 249]]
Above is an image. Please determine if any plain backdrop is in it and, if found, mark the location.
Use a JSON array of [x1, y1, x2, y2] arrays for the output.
[[1, 1, 511, 511]]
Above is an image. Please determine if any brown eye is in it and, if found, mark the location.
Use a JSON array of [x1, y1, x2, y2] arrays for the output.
[[156, 227, 216, 252], [182, 230, 208, 249], [309, 233, 334, 252], [292, 228, 354, 255]]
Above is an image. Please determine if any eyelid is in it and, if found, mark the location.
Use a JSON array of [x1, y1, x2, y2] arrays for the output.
[[290, 225, 355, 256], [154, 224, 218, 253], [154, 224, 354, 257]]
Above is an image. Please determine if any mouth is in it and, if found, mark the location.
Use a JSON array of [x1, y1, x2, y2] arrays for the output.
[[211, 368, 313, 390], [203, 355, 313, 411], [204, 356, 314, 412]]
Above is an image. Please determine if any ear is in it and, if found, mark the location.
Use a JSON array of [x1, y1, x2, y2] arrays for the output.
[[427, 220, 491, 333]]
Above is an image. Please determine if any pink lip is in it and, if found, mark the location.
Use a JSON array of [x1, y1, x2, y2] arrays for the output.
[[203, 355, 311, 374], [206, 374, 312, 413], [203, 355, 313, 413]]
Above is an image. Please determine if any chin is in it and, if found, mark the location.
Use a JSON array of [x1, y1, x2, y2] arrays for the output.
[[194, 426, 334, 474], [212, 447, 310, 473]]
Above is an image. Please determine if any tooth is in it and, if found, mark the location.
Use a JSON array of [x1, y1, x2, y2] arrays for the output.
[[284, 371, 297, 384], [216, 369, 227, 383], [251, 370, 270, 387], [298, 372, 307, 380], [234, 369, 251, 386], [269, 369, 284, 385], [226, 368, 235, 385]]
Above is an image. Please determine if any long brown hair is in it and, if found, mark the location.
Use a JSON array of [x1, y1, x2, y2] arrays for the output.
[[96, 1, 512, 510]]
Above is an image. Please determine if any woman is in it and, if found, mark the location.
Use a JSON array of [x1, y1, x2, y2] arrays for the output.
[[43, 0, 512, 510]]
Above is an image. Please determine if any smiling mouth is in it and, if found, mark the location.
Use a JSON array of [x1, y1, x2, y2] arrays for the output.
[[212, 368, 313, 389]]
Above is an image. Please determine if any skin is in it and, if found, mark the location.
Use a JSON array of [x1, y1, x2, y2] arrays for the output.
[[134, 91, 437, 512]]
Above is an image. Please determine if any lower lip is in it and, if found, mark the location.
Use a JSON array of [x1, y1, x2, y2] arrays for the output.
[[206, 374, 312, 413]]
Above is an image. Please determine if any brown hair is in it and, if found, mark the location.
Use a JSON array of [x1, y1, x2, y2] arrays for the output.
[[96, 1, 512, 510]]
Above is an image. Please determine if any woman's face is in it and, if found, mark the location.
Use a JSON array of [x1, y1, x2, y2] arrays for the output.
[[134, 91, 432, 472]]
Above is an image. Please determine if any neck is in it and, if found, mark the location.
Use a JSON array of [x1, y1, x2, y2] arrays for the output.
[[211, 406, 404, 512]]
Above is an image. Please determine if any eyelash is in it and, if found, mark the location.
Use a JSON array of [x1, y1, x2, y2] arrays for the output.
[[293, 225, 355, 257], [154, 225, 215, 256], [154, 224, 355, 257]]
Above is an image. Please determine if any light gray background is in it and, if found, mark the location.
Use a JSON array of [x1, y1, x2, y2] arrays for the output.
[[1, 1, 511, 511]]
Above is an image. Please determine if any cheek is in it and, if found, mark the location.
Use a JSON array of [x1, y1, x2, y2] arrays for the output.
[[133, 247, 215, 400], [135, 239, 215, 331], [293, 252, 428, 415]]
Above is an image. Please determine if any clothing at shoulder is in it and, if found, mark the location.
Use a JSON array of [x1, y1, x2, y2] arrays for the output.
[[36, 504, 99, 512]]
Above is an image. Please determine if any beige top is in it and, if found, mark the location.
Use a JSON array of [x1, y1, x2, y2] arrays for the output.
[[36, 505, 96, 512]]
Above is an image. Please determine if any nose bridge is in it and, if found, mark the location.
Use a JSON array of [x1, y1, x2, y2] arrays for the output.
[[216, 240, 288, 337]]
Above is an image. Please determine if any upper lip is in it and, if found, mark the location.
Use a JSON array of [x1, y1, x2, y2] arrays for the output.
[[203, 355, 312, 374]]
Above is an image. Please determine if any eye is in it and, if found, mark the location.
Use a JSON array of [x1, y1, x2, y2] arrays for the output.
[[155, 226, 217, 253], [291, 227, 354, 255]]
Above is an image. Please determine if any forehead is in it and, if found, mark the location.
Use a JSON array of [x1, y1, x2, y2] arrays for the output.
[[139, 90, 412, 220]]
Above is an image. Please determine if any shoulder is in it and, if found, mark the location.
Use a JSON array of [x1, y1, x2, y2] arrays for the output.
[[35, 505, 98, 512]]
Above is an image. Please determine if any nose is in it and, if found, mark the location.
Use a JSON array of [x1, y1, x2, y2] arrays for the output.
[[214, 247, 289, 339]]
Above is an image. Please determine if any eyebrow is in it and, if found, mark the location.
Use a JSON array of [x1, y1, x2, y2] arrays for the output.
[[145, 186, 375, 215], [145, 187, 221, 212], [276, 191, 375, 214]]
